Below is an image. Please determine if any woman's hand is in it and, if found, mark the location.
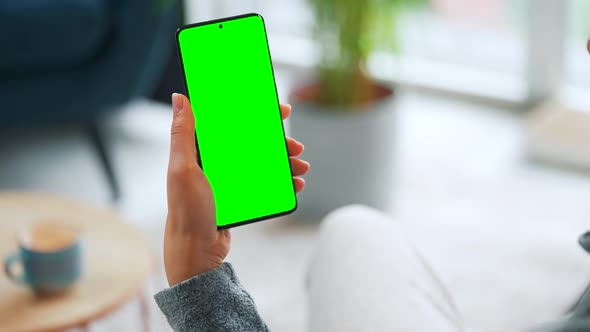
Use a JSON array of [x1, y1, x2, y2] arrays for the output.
[[164, 93, 309, 286]]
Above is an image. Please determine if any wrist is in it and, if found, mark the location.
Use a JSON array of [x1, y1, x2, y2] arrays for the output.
[[165, 252, 224, 286]]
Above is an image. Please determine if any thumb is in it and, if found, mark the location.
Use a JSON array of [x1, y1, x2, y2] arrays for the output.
[[169, 93, 198, 173]]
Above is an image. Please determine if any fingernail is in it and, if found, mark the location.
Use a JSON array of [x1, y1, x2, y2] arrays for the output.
[[172, 93, 183, 113]]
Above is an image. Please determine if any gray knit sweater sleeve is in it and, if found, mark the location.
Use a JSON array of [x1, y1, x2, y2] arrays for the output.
[[154, 263, 270, 332]]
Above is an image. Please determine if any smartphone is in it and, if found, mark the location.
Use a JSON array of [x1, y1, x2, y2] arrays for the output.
[[176, 13, 297, 229]]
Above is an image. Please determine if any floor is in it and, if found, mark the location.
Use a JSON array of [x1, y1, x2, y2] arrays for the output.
[[1, 71, 590, 331]]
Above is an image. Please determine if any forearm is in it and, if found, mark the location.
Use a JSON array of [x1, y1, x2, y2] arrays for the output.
[[155, 263, 269, 332]]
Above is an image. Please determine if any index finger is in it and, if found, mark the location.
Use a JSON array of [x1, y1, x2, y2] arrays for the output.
[[280, 104, 292, 120]]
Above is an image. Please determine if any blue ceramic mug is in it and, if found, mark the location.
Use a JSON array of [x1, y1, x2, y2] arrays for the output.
[[4, 223, 82, 295]]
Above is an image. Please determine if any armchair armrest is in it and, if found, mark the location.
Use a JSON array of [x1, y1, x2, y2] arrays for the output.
[[0, 0, 110, 72]]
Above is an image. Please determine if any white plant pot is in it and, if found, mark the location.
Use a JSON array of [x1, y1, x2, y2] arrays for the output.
[[289, 92, 396, 218]]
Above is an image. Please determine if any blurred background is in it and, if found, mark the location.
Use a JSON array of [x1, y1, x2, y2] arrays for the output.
[[1, 0, 590, 331]]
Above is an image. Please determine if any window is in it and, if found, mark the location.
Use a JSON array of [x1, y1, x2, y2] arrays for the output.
[[565, 0, 590, 86], [374, 0, 528, 101], [186, 0, 580, 105], [398, 0, 526, 74]]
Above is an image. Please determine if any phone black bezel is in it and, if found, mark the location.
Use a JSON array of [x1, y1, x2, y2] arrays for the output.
[[175, 13, 298, 230]]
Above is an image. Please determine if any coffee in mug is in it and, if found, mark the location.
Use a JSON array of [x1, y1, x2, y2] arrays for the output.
[[20, 223, 78, 252], [4, 222, 82, 295]]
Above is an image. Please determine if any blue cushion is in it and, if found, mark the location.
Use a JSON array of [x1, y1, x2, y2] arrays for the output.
[[0, 0, 110, 73]]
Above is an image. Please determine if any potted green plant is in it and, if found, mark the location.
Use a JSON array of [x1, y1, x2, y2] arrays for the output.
[[289, 0, 422, 217]]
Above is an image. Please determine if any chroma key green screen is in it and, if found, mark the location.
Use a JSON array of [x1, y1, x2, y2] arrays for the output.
[[176, 14, 297, 228]]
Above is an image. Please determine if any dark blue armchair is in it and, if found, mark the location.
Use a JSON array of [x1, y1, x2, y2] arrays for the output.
[[0, 0, 181, 200]]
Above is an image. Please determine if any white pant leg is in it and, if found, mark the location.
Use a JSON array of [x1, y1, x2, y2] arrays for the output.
[[307, 205, 467, 332]]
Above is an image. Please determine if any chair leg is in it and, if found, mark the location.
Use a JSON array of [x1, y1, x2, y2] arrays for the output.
[[87, 122, 120, 202]]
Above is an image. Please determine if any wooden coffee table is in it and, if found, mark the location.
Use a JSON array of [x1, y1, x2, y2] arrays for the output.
[[0, 193, 153, 332]]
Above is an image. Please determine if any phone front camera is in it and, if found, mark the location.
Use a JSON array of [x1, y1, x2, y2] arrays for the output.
[[219, 24, 223, 29]]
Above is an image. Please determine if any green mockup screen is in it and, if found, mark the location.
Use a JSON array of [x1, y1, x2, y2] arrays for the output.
[[176, 14, 296, 228]]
